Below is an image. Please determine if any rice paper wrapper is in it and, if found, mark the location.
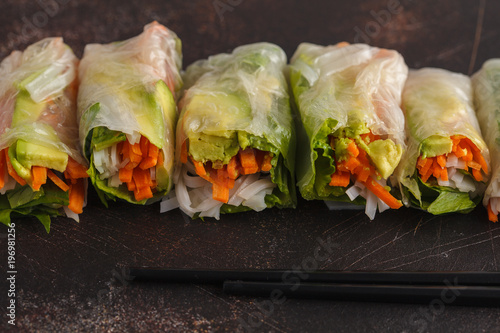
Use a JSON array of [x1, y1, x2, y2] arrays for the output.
[[0, 37, 85, 231], [472, 59, 500, 206], [396, 67, 490, 208], [77, 22, 182, 200], [176, 42, 296, 210], [289, 42, 408, 200], [0, 37, 82, 163]]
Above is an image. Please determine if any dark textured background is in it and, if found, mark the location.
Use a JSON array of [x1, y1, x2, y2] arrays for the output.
[[1, 0, 500, 332]]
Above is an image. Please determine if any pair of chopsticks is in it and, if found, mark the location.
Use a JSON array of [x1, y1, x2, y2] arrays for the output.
[[127, 268, 500, 307]]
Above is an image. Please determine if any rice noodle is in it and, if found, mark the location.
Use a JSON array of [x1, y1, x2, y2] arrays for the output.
[[160, 195, 179, 212], [164, 162, 276, 219], [63, 206, 79, 222], [365, 191, 377, 220]]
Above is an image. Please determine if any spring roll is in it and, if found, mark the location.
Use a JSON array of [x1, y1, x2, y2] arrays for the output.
[[164, 42, 296, 219], [78, 22, 182, 205], [0, 38, 88, 232], [289, 42, 407, 219], [396, 68, 490, 214], [472, 59, 500, 222]]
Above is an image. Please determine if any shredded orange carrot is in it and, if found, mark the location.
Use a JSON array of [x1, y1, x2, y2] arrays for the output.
[[261, 153, 273, 172], [472, 168, 483, 182], [119, 167, 133, 183], [212, 182, 230, 203], [239, 148, 259, 175], [132, 168, 154, 201], [139, 142, 159, 170], [436, 155, 446, 168], [31, 166, 47, 191], [47, 170, 70, 192], [227, 156, 240, 179], [66, 157, 89, 179], [347, 140, 359, 157], [140, 136, 149, 157], [487, 201, 498, 222], [134, 186, 153, 202], [68, 178, 85, 214], [473, 151, 488, 174], [362, 177, 402, 209], [418, 136, 488, 185], [329, 171, 350, 187]]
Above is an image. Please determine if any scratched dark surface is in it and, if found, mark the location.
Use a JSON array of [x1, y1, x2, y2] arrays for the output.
[[1, 0, 500, 332]]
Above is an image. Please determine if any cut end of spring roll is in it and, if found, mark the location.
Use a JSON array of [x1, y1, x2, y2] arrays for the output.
[[289, 42, 408, 220], [396, 68, 490, 215], [472, 59, 500, 222], [0, 38, 89, 232], [78, 22, 182, 205], [162, 42, 296, 219]]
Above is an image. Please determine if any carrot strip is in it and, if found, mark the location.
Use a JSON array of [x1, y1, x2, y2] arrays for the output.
[[417, 156, 428, 169], [440, 167, 448, 181], [473, 151, 489, 174], [344, 156, 361, 171], [347, 140, 359, 157], [126, 181, 136, 192], [180, 140, 188, 164], [421, 165, 434, 183], [212, 182, 229, 203], [5, 149, 26, 186], [140, 136, 149, 157], [239, 148, 259, 175], [192, 158, 207, 177], [134, 186, 153, 202], [472, 168, 483, 182], [227, 156, 240, 179], [119, 167, 133, 183], [261, 153, 273, 172], [66, 157, 89, 179], [432, 160, 442, 179], [418, 158, 433, 178], [487, 201, 498, 222], [31, 166, 47, 191], [436, 155, 446, 168], [68, 179, 85, 214], [133, 168, 153, 188], [363, 177, 402, 209], [355, 167, 371, 183], [467, 160, 482, 170], [139, 142, 159, 170], [47, 170, 70, 192], [329, 171, 350, 187]]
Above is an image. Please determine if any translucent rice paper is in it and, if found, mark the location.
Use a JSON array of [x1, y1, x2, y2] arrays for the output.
[[176, 42, 294, 166], [472, 59, 500, 206], [289, 42, 408, 194], [396, 68, 489, 203], [0, 37, 82, 163], [78, 21, 182, 173]]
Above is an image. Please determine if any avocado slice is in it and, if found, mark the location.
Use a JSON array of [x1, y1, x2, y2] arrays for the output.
[[15, 140, 68, 172], [12, 89, 47, 127]]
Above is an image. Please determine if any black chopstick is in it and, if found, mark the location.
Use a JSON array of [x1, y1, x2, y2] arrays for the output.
[[127, 267, 500, 306], [222, 281, 500, 307], [128, 267, 500, 286]]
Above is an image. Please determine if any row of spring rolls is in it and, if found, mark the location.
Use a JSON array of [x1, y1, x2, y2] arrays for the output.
[[1, 22, 500, 233]]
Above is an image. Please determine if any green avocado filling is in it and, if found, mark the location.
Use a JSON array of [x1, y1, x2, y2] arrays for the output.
[[420, 135, 453, 159], [331, 122, 402, 179]]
